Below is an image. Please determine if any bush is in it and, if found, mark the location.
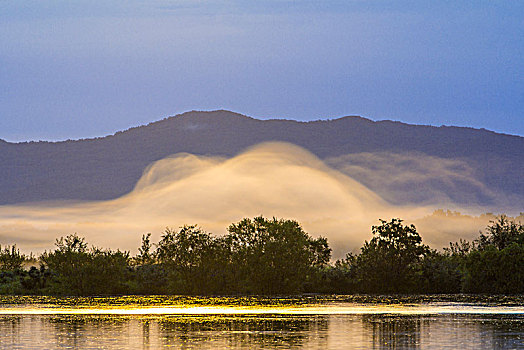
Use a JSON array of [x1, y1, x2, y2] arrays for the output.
[[41, 234, 130, 296]]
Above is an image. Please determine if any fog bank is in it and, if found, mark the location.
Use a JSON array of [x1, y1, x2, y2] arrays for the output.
[[0, 142, 507, 258]]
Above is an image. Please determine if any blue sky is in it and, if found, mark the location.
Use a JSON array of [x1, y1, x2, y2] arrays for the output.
[[1, 0, 523, 141]]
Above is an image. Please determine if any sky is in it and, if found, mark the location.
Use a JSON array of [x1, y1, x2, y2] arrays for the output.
[[0, 0, 523, 141]]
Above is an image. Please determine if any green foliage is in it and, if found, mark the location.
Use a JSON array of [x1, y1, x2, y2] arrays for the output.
[[458, 216, 524, 294], [419, 250, 463, 293], [127, 233, 169, 294], [130, 264, 169, 295], [478, 215, 524, 250], [134, 233, 155, 266], [0, 264, 50, 295], [463, 243, 524, 294], [0, 245, 26, 271], [226, 216, 331, 294], [156, 225, 226, 294], [41, 234, 130, 296], [20, 265, 50, 292], [445, 239, 476, 256], [353, 219, 429, 293], [1, 215, 523, 296], [151, 217, 333, 295], [314, 253, 358, 293], [0, 277, 24, 295]]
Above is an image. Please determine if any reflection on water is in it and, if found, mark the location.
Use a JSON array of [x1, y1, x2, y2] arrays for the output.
[[1, 314, 523, 349], [360, 314, 524, 349], [0, 297, 523, 349]]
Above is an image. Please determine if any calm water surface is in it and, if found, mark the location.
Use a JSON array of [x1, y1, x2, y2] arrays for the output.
[[0, 296, 523, 349]]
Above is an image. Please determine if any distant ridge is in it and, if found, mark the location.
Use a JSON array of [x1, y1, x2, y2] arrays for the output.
[[1, 110, 523, 208]]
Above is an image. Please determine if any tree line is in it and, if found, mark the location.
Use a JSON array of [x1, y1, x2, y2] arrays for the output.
[[0, 215, 523, 296]]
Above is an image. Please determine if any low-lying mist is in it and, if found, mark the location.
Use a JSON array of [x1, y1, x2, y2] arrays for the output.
[[326, 152, 510, 207], [0, 142, 516, 258]]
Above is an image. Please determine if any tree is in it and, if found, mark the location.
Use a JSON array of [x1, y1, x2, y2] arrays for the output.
[[226, 216, 331, 294], [156, 226, 224, 294], [315, 252, 358, 293], [134, 233, 155, 266], [419, 249, 463, 293], [41, 234, 130, 296], [130, 233, 168, 294], [355, 219, 429, 293], [478, 215, 524, 250], [0, 245, 26, 272]]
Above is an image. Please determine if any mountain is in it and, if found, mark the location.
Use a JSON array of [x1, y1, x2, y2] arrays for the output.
[[1, 110, 523, 209]]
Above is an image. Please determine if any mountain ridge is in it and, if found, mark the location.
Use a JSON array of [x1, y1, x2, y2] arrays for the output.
[[1, 110, 522, 145], [1, 110, 523, 208]]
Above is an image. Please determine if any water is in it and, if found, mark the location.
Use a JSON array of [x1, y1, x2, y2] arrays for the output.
[[0, 296, 523, 349]]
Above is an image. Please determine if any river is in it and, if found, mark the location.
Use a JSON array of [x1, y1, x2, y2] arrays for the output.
[[0, 296, 522, 349]]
